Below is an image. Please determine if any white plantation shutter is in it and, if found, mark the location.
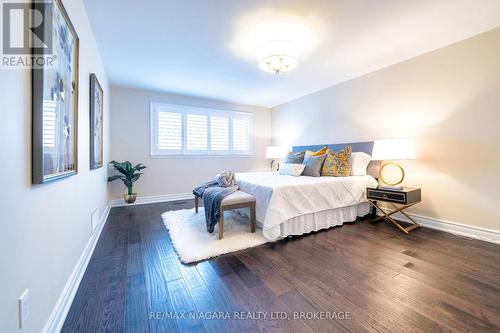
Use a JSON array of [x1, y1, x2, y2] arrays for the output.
[[156, 110, 182, 152], [42, 100, 57, 149], [150, 102, 252, 156], [232, 116, 251, 152], [210, 115, 229, 152], [186, 113, 208, 152]]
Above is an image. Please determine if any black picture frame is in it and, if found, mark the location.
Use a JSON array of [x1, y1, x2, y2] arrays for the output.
[[89, 73, 103, 169], [32, 0, 79, 184]]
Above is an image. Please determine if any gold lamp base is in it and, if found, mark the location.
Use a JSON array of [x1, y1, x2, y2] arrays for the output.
[[378, 161, 405, 189], [270, 159, 280, 171]]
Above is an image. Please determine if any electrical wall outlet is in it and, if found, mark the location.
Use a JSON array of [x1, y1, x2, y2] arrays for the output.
[[18, 289, 29, 329], [91, 207, 99, 233]]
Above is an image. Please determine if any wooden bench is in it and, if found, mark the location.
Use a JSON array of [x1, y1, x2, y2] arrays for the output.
[[195, 191, 256, 239]]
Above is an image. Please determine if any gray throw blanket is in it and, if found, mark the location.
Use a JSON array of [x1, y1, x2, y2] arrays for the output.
[[193, 171, 238, 233]]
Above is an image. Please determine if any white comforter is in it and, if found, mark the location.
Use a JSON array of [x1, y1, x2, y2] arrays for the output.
[[236, 172, 378, 240]]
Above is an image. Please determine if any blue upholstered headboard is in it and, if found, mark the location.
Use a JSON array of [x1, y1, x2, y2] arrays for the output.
[[292, 141, 375, 155], [292, 141, 380, 177]]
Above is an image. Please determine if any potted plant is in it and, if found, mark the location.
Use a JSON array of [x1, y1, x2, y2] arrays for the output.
[[108, 160, 146, 204]]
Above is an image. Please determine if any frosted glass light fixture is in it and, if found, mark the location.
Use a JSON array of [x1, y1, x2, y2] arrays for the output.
[[258, 40, 298, 74]]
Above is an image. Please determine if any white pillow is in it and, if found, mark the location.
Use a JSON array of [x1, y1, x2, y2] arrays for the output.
[[350, 152, 371, 176], [279, 163, 306, 176]]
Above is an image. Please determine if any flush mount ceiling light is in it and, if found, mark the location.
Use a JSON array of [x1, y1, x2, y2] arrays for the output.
[[232, 10, 323, 75], [258, 40, 298, 74]]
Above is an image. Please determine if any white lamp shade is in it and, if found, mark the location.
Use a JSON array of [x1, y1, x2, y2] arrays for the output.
[[266, 146, 288, 159], [371, 138, 416, 161]]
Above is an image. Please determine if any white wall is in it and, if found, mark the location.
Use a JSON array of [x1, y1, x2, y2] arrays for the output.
[[109, 85, 271, 200], [272, 28, 500, 232], [0, 0, 110, 332]]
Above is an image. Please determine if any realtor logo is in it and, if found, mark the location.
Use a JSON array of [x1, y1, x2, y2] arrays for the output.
[[1, 1, 56, 68], [2, 1, 52, 54]]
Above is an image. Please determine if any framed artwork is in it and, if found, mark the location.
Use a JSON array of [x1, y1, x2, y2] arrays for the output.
[[32, 0, 79, 184], [89, 73, 103, 169]]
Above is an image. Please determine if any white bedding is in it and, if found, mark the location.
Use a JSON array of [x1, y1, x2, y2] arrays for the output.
[[236, 172, 378, 240]]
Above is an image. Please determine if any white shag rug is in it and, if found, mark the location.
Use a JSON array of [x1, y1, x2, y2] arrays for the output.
[[161, 207, 270, 263]]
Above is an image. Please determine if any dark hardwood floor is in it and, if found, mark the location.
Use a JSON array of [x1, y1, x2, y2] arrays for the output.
[[62, 200, 500, 332]]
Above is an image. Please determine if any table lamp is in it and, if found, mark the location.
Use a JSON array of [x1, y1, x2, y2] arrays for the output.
[[371, 138, 416, 188], [266, 146, 287, 171]]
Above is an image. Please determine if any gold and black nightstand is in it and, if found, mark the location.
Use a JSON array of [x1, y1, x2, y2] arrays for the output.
[[366, 187, 421, 234]]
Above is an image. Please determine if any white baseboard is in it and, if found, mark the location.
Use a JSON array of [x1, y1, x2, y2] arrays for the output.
[[109, 192, 193, 207], [388, 211, 500, 244], [42, 204, 111, 333]]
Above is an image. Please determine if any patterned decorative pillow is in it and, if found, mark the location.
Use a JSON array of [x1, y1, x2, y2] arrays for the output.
[[302, 152, 327, 177], [321, 146, 352, 177], [306, 146, 328, 156], [279, 163, 306, 176], [283, 151, 305, 164]]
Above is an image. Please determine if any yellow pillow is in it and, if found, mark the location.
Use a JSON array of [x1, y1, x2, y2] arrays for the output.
[[321, 146, 352, 177], [306, 146, 328, 156]]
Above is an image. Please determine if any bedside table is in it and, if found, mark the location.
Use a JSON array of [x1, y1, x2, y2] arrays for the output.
[[366, 187, 421, 234]]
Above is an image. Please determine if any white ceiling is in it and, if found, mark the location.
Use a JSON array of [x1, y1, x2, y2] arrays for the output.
[[84, 0, 500, 108]]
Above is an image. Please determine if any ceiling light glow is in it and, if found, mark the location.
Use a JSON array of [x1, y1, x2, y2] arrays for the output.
[[231, 9, 323, 74]]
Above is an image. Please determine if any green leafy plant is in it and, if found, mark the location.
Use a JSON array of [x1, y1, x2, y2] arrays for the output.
[[107, 160, 146, 195]]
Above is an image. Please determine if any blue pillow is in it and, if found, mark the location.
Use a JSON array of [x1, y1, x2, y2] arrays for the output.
[[283, 151, 305, 164], [302, 153, 327, 177]]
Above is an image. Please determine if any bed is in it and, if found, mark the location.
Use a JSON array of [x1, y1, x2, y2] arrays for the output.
[[236, 142, 380, 240]]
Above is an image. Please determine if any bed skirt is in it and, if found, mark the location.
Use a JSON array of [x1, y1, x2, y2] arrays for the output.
[[276, 202, 371, 238], [237, 202, 371, 239]]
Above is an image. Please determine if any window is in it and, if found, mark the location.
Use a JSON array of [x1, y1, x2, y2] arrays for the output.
[[186, 114, 208, 152], [42, 100, 57, 149], [150, 102, 252, 156], [157, 111, 182, 152], [210, 115, 229, 151], [232, 116, 251, 152]]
